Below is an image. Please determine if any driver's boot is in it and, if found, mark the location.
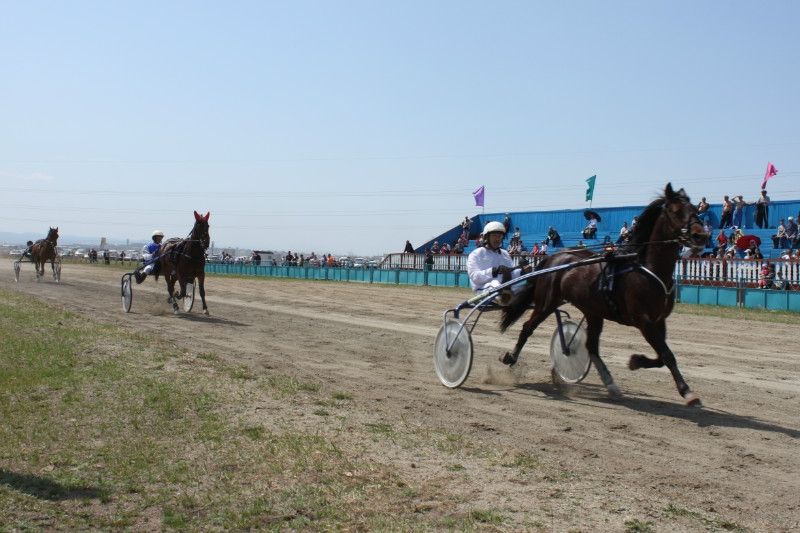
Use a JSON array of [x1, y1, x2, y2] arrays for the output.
[[134, 271, 147, 284]]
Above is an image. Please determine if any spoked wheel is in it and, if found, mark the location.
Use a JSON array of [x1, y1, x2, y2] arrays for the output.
[[121, 275, 133, 313], [434, 319, 473, 388], [13, 262, 20, 282], [54, 259, 62, 283], [183, 281, 195, 312], [549, 320, 591, 384]]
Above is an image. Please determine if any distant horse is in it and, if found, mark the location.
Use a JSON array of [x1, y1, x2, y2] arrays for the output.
[[29, 227, 60, 281], [159, 211, 210, 315], [500, 184, 707, 405]]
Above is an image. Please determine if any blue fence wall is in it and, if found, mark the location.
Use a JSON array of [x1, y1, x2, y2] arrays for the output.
[[207, 263, 800, 312]]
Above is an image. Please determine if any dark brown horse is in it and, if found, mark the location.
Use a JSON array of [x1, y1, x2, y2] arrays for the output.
[[30, 227, 60, 281], [159, 211, 211, 315], [500, 184, 707, 405]]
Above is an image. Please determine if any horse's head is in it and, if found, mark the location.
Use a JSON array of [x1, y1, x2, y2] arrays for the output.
[[192, 211, 211, 250], [47, 227, 59, 243], [662, 183, 706, 253]]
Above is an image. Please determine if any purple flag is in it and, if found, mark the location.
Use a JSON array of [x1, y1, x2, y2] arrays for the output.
[[760, 162, 778, 190], [472, 185, 485, 207]]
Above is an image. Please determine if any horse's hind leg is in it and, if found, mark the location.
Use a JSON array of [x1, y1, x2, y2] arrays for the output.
[[501, 308, 551, 365], [585, 316, 622, 399], [166, 275, 180, 314], [197, 271, 209, 315], [634, 321, 700, 406]]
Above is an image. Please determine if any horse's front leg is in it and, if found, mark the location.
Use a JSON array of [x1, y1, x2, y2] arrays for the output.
[[501, 308, 550, 365], [634, 321, 700, 406], [585, 316, 622, 399], [197, 272, 209, 315]]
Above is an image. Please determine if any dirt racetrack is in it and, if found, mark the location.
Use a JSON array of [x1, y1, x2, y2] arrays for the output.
[[4, 260, 799, 531]]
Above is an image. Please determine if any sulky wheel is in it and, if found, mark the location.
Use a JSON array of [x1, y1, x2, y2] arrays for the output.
[[549, 320, 591, 384], [183, 281, 195, 312], [434, 319, 473, 388], [121, 275, 133, 313]]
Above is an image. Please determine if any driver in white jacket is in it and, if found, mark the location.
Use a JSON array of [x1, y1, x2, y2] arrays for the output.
[[467, 221, 531, 300]]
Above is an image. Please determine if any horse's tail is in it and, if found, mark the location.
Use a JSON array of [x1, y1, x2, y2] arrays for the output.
[[500, 281, 536, 332]]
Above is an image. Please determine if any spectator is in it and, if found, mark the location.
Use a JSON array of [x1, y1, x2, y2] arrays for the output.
[[616, 222, 629, 244], [773, 219, 787, 248], [773, 270, 788, 290], [755, 190, 770, 229], [461, 216, 472, 233], [758, 263, 774, 289], [531, 242, 540, 256], [719, 195, 733, 229], [582, 216, 598, 239], [424, 248, 434, 270], [252, 251, 262, 266], [284, 250, 294, 266], [716, 230, 728, 256], [786, 217, 798, 249], [697, 197, 710, 223], [576, 240, 586, 248], [440, 242, 451, 254], [511, 226, 521, 246], [508, 241, 521, 256], [745, 240, 763, 260], [732, 195, 749, 228], [703, 221, 712, 246], [119, 250, 126, 262], [453, 241, 464, 254], [431, 240, 440, 254], [403, 240, 414, 253], [540, 241, 548, 255], [545, 226, 562, 247], [502, 213, 511, 234], [326, 253, 335, 266], [780, 249, 792, 260], [630, 216, 639, 233]]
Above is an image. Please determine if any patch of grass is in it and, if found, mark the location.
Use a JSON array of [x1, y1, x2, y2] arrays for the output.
[[503, 451, 540, 471], [230, 365, 256, 380], [364, 422, 394, 437], [261, 374, 320, 397], [470, 509, 505, 525], [331, 391, 353, 401], [624, 518, 655, 533], [446, 463, 466, 472], [662, 504, 751, 532], [242, 425, 266, 440], [313, 409, 330, 416]]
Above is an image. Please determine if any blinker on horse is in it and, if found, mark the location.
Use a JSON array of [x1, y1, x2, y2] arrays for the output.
[[500, 183, 707, 406], [159, 211, 211, 315]]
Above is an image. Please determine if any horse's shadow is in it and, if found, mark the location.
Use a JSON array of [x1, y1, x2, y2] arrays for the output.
[[0, 469, 104, 501], [176, 314, 249, 327], [512, 381, 799, 439]]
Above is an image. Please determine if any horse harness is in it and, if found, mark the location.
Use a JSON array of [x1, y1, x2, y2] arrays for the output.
[[597, 252, 675, 322]]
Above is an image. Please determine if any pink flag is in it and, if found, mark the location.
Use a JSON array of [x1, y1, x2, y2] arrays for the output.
[[761, 162, 778, 189], [472, 185, 485, 207]]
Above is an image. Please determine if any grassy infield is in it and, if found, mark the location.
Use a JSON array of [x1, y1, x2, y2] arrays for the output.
[[0, 284, 763, 531]]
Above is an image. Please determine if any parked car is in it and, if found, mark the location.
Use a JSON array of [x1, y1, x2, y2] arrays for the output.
[[352, 257, 367, 268]]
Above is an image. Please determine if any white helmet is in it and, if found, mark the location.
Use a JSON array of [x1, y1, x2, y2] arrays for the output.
[[482, 221, 506, 235], [152, 230, 164, 238]]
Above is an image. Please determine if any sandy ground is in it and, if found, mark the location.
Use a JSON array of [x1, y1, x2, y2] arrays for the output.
[[4, 260, 799, 531]]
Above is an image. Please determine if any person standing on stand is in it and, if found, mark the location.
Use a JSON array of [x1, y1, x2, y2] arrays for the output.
[[755, 190, 770, 229]]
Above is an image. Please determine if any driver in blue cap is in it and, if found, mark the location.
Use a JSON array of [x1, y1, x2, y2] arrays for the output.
[[135, 230, 164, 283], [467, 221, 531, 304]]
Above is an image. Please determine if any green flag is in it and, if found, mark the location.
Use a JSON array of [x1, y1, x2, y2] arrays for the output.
[[585, 175, 596, 202]]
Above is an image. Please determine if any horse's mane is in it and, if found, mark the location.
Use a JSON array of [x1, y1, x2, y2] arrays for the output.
[[626, 186, 689, 259]]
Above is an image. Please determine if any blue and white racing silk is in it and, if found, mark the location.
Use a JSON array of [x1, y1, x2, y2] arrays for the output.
[[466, 246, 525, 292], [142, 242, 161, 265]]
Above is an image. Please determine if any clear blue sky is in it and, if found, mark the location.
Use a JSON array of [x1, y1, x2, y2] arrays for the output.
[[1, 0, 798, 254]]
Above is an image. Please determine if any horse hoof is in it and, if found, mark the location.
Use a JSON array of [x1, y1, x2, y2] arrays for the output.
[[607, 383, 623, 399], [628, 354, 645, 370], [203, 309, 209, 316], [500, 352, 517, 366], [684, 392, 702, 407]]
